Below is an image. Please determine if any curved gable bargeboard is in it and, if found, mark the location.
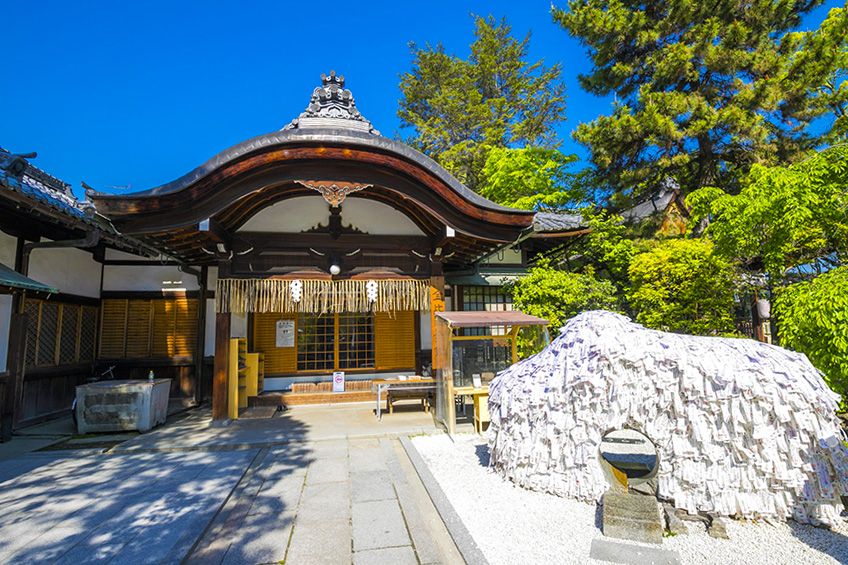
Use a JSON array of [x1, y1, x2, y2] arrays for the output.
[[237, 196, 425, 236], [88, 129, 534, 241]]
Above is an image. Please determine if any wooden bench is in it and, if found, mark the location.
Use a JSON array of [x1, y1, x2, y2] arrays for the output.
[[386, 386, 436, 414]]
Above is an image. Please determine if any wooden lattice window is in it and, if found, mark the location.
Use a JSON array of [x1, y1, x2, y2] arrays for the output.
[[297, 314, 336, 371], [461, 286, 513, 336], [338, 314, 375, 370], [23, 299, 99, 369]]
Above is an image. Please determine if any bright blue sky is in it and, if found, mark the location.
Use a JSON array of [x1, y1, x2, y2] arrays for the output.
[[0, 1, 841, 198]]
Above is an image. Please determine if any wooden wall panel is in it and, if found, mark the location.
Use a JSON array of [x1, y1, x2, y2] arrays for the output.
[[101, 298, 197, 359], [125, 300, 152, 358], [99, 299, 128, 358], [375, 310, 415, 371], [252, 312, 297, 375]]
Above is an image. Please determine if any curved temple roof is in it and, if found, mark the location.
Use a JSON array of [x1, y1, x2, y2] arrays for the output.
[[88, 72, 534, 257]]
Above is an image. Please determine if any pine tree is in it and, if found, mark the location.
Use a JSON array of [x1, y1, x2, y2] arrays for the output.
[[555, 1, 847, 202], [398, 16, 567, 191]]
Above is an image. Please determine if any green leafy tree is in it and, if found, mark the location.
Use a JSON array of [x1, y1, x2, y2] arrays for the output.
[[507, 259, 620, 334], [479, 147, 581, 210], [687, 144, 848, 281], [579, 209, 636, 286], [774, 266, 848, 399], [399, 16, 567, 191], [628, 239, 736, 335], [554, 2, 848, 201]]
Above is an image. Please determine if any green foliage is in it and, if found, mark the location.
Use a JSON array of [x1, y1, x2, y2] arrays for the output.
[[399, 15, 567, 191], [628, 239, 736, 335], [687, 145, 848, 280], [506, 259, 619, 334], [775, 266, 848, 398], [554, 2, 848, 200], [479, 146, 582, 210], [580, 209, 636, 284]]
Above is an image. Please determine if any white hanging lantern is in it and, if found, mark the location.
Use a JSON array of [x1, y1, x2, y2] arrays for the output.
[[366, 280, 379, 303], [290, 279, 303, 303]]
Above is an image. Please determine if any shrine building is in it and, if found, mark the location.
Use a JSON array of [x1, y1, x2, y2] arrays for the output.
[[0, 72, 584, 429]]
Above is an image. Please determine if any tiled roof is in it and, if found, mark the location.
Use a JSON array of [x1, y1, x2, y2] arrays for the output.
[[0, 147, 94, 223], [532, 211, 586, 233], [620, 178, 682, 222]]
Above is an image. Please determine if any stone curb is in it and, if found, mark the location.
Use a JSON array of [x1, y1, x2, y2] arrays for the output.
[[399, 436, 489, 565]]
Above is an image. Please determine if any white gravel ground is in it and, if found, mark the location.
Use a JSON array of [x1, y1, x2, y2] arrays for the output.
[[411, 434, 848, 565]]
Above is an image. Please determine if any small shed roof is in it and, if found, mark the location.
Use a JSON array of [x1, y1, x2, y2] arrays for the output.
[[435, 310, 548, 327], [0, 262, 57, 294]]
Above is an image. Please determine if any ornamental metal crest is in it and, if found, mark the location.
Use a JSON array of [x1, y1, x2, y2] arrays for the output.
[[296, 180, 371, 207]]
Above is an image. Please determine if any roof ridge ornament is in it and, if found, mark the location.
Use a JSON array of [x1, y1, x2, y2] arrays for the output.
[[283, 71, 380, 135]]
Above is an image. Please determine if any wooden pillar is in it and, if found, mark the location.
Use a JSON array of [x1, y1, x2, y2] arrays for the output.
[[429, 264, 445, 373], [194, 266, 208, 405], [2, 311, 27, 440], [212, 312, 231, 421]]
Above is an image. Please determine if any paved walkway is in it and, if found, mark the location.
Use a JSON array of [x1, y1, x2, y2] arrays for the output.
[[0, 403, 463, 564]]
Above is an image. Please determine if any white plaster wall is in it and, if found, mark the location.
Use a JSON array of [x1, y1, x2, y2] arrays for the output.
[[0, 232, 16, 370], [0, 296, 11, 370], [0, 232, 16, 265], [237, 196, 424, 235], [419, 312, 432, 350], [230, 312, 247, 338], [482, 246, 523, 265], [104, 249, 149, 261], [208, 266, 218, 289], [102, 265, 200, 292], [28, 245, 101, 298]]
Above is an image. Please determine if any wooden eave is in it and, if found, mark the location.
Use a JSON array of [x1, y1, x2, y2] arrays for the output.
[[87, 130, 533, 267]]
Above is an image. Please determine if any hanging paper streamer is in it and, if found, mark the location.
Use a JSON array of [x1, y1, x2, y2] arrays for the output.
[[488, 310, 848, 527], [216, 277, 430, 314], [289, 279, 303, 303], [366, 280, 379, 303]]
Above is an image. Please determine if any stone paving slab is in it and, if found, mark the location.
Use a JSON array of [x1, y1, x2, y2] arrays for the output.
[[353, 545, 419, 565], [589, 538, 682, 565], [0, 449, 255, 564], [351, 469, 396, 503], [1, 406, 460, 565], [352, 498, 411, 552]]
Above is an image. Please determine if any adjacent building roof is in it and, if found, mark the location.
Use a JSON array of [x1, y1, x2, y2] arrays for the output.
[[0, 148, 91, 223], [0, 262, 57, 294], [532, 211, 585, 233], [0, 148, 180, 261], [435, 310, 549, 327], [620, 178, 685, 223]]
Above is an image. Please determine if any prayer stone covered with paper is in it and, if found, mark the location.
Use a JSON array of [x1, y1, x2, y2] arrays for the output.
[[488, 311, 848, 527]]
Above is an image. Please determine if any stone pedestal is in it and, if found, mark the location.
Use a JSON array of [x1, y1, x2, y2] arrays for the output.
[[602, 490, 664, 545], [76, 379, 171, 433]]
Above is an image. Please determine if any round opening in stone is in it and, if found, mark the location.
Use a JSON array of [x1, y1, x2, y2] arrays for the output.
[[599, 429, 659, 481]]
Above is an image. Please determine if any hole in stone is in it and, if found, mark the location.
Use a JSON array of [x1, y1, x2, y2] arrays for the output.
[[599, 429, 659, 483]]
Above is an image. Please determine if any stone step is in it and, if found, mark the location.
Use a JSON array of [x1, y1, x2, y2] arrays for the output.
[[248, 390, 386, 407]]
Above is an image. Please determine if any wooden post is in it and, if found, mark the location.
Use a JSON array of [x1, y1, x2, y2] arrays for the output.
[[194, 266, 208, 405], [429, 264, 445, 373], [212, 312, 231, 421], [2, 311, 28, 439]]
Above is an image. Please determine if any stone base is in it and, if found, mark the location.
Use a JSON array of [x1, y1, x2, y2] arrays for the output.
[[602, 490, 664, 545]]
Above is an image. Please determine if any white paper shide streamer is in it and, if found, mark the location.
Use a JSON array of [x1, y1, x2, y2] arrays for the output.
[[488, 311, 848, 526]]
